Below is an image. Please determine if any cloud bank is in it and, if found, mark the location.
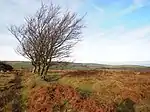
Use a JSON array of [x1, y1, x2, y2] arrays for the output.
[[0, 0, 150, 64]]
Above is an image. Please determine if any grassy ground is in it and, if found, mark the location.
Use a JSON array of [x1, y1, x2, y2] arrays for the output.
[[9, 61, 32, 69], [56, 70, 150, 111], [1, 69, 150, 111], [0, 70, 52, 111]]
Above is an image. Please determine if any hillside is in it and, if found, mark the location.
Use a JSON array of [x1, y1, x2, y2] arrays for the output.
[[4, 61, 150, 70]]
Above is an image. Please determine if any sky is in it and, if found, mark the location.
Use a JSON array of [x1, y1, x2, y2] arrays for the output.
[[0, 0, 150, 64]]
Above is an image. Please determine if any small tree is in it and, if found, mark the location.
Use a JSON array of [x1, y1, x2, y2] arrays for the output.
[[9, 3, 85, 77]]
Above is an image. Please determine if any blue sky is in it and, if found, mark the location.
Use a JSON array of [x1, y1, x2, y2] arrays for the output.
[[1, 0, 150, 64]]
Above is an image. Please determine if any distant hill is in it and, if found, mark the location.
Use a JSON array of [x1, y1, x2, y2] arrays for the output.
[[97, 61, 150, 66], [3, 61, 150, 70]]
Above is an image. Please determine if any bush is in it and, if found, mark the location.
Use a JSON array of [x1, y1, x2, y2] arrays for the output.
[[0, 62, 13, 72], [115, 98, 135, 112], [76, 88, 92, 99], [44, 74, 61, 82]]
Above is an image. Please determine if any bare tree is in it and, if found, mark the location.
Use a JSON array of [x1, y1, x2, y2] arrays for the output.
[[9, 3, 85, 77]]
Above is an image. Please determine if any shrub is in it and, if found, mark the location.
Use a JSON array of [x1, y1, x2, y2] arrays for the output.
[[115, 98, 135, 112], [0, 62, 13, 72], [44, 74, 61, 82], [76, 88, 92, 99]]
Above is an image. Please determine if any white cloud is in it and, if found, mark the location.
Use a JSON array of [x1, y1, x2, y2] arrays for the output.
[[47, 0, 84, 12], [0, 0, 83, 28], [73, 25, 150, 63], [0, 0, 85, 61], [0, 46, 28, 61], [0, 34, 17, 47], [1, 0, 150, 63], [92, 4, 104, 13], [116, 0, 150, 17], [133, 0, 147, 5]]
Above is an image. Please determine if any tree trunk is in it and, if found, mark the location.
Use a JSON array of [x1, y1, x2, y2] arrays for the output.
[[32, 66, 37, 73], [38, 65, 41, 75], [41, 65, 46, 76], [44, 64, 50, 76], [32, 61, 37, 73]]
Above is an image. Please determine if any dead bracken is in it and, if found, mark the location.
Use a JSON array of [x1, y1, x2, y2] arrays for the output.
[[28, 84, 104, 112]]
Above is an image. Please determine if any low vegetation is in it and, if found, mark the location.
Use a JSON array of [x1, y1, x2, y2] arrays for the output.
[[1, 67, 150, 112]]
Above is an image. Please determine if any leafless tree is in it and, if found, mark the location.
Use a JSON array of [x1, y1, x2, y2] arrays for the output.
[[9, 3, 85, 77]]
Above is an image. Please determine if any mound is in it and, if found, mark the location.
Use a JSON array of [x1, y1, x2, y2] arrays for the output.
[[28, 84, 104, 112]]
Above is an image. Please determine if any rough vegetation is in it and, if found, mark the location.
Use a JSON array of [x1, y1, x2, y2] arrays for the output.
[[28, 85, 103, 112], [0, 70, 23, 111], [1, 68, 150, 112]]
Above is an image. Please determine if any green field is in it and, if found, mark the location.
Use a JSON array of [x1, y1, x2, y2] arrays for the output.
[[5, 61, 150, 70]]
